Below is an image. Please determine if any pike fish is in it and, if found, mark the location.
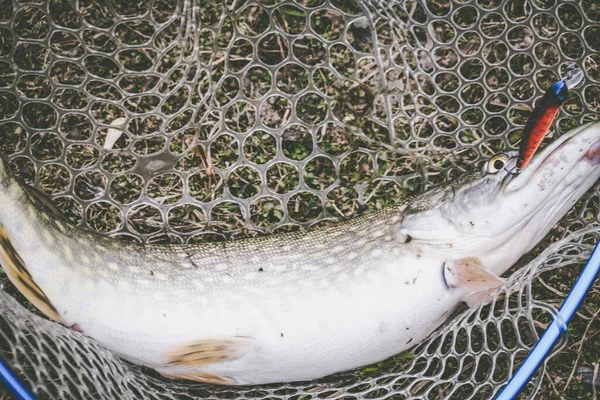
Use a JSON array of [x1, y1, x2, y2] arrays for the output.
[[1, 122, 600, 386]]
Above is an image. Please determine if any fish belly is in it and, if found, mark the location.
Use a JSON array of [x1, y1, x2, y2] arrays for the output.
[[58, 258, 460, 385]]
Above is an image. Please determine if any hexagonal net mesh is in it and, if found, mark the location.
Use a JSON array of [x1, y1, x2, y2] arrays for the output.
[[0, 0, 599, 398]]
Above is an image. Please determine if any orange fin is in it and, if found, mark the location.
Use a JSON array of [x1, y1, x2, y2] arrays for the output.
[[464, 289, 500, 308], [443, 256, 505, 307], [166, 337, 253, 367], [156, 368, 235, 385], [0, 224, 61, 321]]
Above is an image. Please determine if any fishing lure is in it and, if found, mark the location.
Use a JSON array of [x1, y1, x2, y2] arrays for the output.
[[517, 66, 584, 170]]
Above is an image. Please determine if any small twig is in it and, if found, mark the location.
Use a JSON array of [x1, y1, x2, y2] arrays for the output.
[[544, 370, 566, 400], [538, 277, 568, 298], [193, 145, 215, 179]]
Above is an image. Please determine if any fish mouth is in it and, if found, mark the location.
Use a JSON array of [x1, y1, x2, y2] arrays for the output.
[[508, 121, 600, 191], [584, 137, 600, 164]]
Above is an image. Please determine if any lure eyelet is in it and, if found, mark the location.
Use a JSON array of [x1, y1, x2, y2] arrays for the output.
[[505, 167, 521, 176]]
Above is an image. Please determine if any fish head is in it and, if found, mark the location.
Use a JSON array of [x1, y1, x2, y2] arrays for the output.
[[398, 121, 600, 272]]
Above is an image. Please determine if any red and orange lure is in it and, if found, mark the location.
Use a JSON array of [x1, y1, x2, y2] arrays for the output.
[[517, 66, 584, 170]]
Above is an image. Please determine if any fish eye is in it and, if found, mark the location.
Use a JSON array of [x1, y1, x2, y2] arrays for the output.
[[487, 154, 509, 174]]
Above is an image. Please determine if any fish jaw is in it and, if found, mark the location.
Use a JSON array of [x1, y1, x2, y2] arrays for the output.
[[507, 121, 600, 193], [487, 122, 600, 268], [492, 122, 600, 271], [397, 122, 600, 275]]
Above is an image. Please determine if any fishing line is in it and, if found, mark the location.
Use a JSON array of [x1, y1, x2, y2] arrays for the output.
[[495, 240, 600, 399]]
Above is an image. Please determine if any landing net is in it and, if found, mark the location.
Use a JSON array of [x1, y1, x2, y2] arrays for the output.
[[0, 0, 599, 398]]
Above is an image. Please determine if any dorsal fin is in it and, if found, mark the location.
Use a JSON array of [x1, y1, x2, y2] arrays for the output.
[[0, 224, 61, 321]]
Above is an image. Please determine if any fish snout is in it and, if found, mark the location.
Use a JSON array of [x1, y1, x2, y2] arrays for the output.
[[507, 122, 600, 194], [567, 122, 600, 164], [540, 122, 600, 170], [542, 122, 600, 191]]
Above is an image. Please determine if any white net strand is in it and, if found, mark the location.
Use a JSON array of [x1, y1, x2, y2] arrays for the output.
[[0, 0, 599, 399]]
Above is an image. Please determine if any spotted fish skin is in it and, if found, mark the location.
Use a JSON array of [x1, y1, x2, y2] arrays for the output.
[[1, 122, 600, 385]]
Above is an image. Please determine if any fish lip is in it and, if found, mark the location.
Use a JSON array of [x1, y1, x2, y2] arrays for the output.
[[583, 138, 600, 165], [507, 121, 600, 191]]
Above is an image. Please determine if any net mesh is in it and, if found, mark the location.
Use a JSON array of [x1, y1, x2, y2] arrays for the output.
[[0, 0, 599, 398]]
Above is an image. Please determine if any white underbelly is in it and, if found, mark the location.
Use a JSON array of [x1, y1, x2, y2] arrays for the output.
[[52, 256, 461, 385]]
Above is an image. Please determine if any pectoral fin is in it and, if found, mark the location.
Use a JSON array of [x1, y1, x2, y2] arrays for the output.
[[443, 256, 505, 307], [166, 337, 254, 367]]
